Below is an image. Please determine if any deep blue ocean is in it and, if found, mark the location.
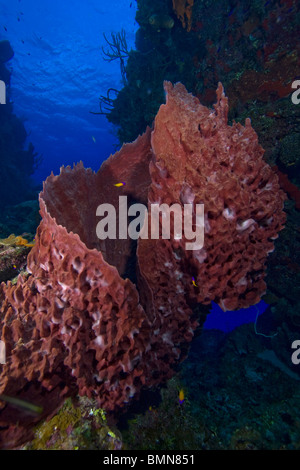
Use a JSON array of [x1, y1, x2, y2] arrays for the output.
[[0, 0, 137, 182]]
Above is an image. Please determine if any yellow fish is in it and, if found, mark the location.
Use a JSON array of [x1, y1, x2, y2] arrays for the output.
[[178, 388, 185, 404], [114, 182, 126, 187], [192, 277, 198, 287]]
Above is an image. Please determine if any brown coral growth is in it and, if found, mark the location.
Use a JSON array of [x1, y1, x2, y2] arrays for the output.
[[172, 0, 194, 32]]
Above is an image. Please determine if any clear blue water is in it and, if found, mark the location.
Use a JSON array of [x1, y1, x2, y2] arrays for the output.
[[0, 0, 137, 182]]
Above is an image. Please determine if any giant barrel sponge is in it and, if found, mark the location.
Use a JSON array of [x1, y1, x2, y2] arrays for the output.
[[0, 82, 286, 448]]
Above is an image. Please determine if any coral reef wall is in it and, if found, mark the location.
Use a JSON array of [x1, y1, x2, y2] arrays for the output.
[[0, 40, 39, 211], [106, 0, 299, 179]]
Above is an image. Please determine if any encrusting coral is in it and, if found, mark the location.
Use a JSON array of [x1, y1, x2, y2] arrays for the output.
[[0, 82, 286, 448], [0, 237, 33, 284], [0, 234, 35, 248]]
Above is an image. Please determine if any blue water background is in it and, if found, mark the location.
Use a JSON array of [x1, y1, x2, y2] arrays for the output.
[[0, 0, 138, 181]]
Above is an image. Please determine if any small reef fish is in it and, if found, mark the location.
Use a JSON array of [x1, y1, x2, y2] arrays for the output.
[[0, 394, 43, 415], [114, 182, 126, 187], [149, 14, 174, 31], [148, 405, 158, 414], [92, 136, 96, 143], [178, 389, 185, 404], [192, 277, 198, 287]]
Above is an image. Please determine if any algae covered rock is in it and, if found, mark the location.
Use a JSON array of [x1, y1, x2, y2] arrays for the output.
[[23, 398, 123, 450]]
